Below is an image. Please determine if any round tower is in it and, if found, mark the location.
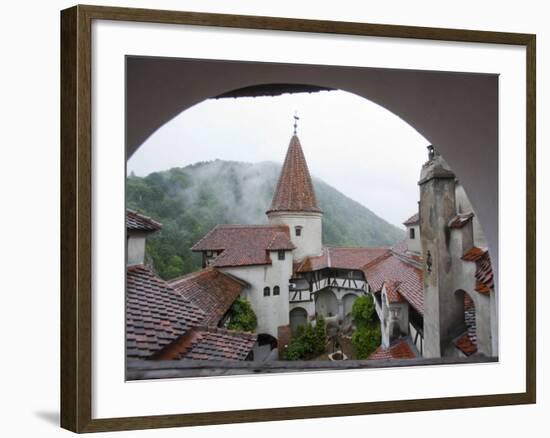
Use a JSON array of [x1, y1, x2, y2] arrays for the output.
[[266, 132, 323, 262]]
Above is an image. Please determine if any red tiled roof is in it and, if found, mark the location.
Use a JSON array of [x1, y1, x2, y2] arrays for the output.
[[297, 246, 390, 273], [391, 240, 423, 263], [403, 212, 419, 226], [364, 254, 424, 315], [368, 338, 417, 360], [158, 326, 257, 361], [448, 212, 474, 229], [191, 225, 294, 267], [126, 209, 162, 232], [126, 265, 206, 360], [454, 332, 477, 356], [169, 267, 246, 326], [266, 135, 322, 214], [384, 280, 405, 303], [462, 247, 494, 295]]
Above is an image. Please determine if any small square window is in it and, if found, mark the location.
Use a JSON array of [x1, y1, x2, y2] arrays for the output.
[[278, 250, 285, 260]]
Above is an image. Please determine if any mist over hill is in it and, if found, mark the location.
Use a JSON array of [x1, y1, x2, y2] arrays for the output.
[[127, 160, 405, 279]]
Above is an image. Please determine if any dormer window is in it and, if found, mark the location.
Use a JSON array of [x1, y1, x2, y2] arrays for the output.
[[295, 226, 302, 237], [278, 250, 285, 260], [409, 228, 415, 239]]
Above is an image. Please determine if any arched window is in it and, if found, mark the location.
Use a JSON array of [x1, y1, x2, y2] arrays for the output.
[[263, 286, 270, 297], [273, 286, 280, 296]]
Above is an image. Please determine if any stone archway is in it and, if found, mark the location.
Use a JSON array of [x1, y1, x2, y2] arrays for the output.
[[342, 293, 359, 317], [315, 289, 338, 318], [126, 57, 498, 289], [289, 307, 308, 335]]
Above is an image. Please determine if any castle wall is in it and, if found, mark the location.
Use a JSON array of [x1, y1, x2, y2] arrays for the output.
[[220, 251, 292, 339], [267, 211, 323, 261]]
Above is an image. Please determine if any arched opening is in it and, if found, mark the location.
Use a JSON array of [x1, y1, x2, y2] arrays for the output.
[[342, 293, 358, 317], [315, 289, 338, 319], [454, 289, 478, 356], [253, 333, 278, 362], [289, 307, 308, 335], [126, 56, 499, 275]]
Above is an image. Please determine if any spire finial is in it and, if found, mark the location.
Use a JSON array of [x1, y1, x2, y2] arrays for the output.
[[293, 112, 300, 135]]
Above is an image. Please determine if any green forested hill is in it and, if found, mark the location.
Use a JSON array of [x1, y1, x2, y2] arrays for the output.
[[127, 160, 405, 280]]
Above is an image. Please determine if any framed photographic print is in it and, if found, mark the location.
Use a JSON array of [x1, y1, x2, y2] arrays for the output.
[[60, 4, 536, 433]]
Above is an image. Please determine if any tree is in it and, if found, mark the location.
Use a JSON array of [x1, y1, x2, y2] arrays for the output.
[[352, 295, 377, 329], [351, 294, 381, 359], [226, 298, 257, 332], [283, 316, 327, 360], [352, 326, 381, 359]]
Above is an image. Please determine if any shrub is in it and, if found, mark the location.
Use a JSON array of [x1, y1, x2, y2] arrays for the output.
[[226, 298, 257, 332], [352, 325, 381, 359], [283, 316, 327, 360], [352, 294, 378, 329]]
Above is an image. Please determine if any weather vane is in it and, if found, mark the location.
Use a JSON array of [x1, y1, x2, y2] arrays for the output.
[[293, 112, 300, 135]]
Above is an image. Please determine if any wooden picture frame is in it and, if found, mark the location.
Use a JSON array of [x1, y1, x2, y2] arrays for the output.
[[60, 4, 536, 433]]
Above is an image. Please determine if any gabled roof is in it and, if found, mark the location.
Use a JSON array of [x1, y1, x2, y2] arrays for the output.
[[363, 253, 424, 315], [266, 135, 322, 214], [368, 337, 418, 360], [297, 246, 390, 273], [126, 209, 163, 232], [383, 280, 405, 304], [157, 326, 257, 361], [126, 265, 206, 360], [169, 267, 247, 326], [403, 212, 419, 226], [448, 212, 474, 229], [191, 225, 294, 268]]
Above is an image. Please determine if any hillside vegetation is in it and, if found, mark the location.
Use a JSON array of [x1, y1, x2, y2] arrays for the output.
[[127, 160, 405, 279]]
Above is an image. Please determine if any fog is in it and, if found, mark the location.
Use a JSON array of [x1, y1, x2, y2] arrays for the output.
[[127, 90, 429, 228]]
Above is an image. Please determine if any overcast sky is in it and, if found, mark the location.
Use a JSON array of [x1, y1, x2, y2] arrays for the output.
[[127, 90, 429, 228]]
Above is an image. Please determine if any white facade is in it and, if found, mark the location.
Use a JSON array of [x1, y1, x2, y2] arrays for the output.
[[267, 211, 323, 261], [127, 232, 146, 265], [406, 223, 421, 254], [221, 250, 293, 338]]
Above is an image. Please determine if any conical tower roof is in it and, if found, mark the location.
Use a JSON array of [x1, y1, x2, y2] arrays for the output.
[[266, 135, 322, 215]]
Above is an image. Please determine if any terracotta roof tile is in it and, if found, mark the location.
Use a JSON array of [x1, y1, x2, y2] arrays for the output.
[[297, 246, 390, 273], [364, 254, 424, 315], [391, 240, 423, 263], [368, 338, 418, 360], [448, 212, 474, 229], [159, 326, 257, 361], [462, 247, 494, 295], [266, 135, 322, 214], [126, 265, 206, 360], [169, 267, 246, 326], [403, 212, 419, 226], [192, 225, 294, 267], [454, 332, 477, 356], [384, 280, 405, 303], [126, 209, 163, 232]]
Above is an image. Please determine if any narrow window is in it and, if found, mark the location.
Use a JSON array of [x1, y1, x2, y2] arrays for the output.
[[409, 228, 415, 239], [263, 286, 270, 297], [295, 226, 302, 236], [273, 286, 280, 296], [278, 250, 285, 260]]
